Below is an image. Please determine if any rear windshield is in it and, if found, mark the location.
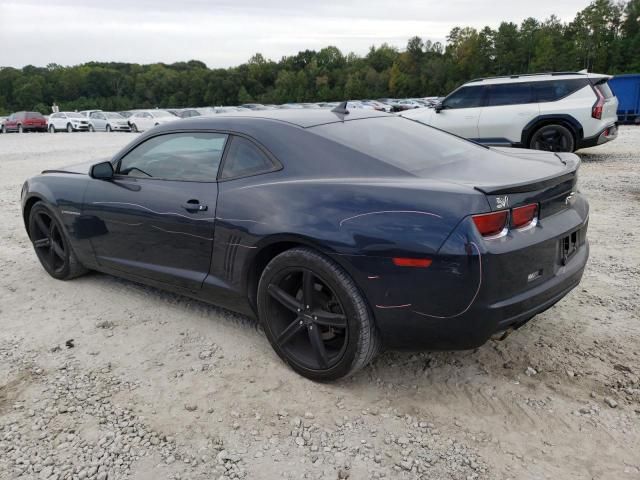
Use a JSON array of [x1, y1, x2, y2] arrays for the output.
[[310, 116, 495, 175], [26, 112, 44, 119]]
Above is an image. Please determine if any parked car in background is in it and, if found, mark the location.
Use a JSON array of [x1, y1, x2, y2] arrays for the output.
[[89, 111, 131, 132], [0, 116, 7, 132], [127, 110, 178, 132], [362, 100, 393, 112], [402, 71, 619, 152], [80, 110, 102, 118], [167, 109, 202, 119], [240, 103, 268, 110], [396, 99, 424, 110], [2, 111, 48, 133], [48, 112, 91, 132]]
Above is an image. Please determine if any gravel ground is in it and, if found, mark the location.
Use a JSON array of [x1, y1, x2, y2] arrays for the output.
[[0, 128, 639, 480]]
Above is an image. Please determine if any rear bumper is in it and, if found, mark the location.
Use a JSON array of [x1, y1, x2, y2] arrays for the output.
[[578, 123, 618, 149], [373, 239, 588, 350]]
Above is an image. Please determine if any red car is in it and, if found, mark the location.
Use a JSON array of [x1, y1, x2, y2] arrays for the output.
[[1, 111, 47, 133]]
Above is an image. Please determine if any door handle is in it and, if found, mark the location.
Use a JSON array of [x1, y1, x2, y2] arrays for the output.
[[182, 200, 208, 212]]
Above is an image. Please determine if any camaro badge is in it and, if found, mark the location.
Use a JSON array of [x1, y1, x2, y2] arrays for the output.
[[496, 196, 509, 209]]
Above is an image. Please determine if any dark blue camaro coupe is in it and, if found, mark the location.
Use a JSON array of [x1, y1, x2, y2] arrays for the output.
[[21, 108, 589, 380]]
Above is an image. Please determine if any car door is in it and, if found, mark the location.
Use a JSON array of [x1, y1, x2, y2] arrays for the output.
[[83, 131, 228, 291], [6, 114, 16, 131], [430, 86, 486, 139], [90, 112, 106, 130], [477, 82, 540, 145], [54, 113, 67, 130]]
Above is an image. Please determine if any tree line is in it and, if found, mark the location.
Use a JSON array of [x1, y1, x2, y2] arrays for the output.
[[1, 0, 638, 115]]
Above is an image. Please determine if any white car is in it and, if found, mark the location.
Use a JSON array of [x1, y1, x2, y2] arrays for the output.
[[48, 112, 92, 132], [402, 71, 619, 152], [127, 110, 179, 132], [88, 111, 131, 132]]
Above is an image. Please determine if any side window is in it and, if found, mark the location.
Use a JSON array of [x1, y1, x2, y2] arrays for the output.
[[487, 83, 534, 106], [534, 79, 589, 102], [443, 86, 485, 109], [90, 112, 100, 119], [221, 136, 276, 180], [118, 132, 227, 181]]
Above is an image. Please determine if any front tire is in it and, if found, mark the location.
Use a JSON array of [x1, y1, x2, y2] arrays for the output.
[[257, 247, 380, 381], [18, 124, 23, 133], [529, 124, 575, 152], [131, 123, 138, 133], [28, 202, 88, 280], [106, 124, 112, 132], [66, 123, 73, 133], [49, 125, 56, 133], [88, 125, 95, 132]]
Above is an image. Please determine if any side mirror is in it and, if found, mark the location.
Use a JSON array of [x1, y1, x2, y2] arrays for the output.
[[434, 103, 444, 113], [90, 161, 114, 179]]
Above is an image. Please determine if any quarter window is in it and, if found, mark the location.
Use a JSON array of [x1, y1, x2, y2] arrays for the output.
[[220, 136, 276, 180], [534, 79, 589, 102], [117, 132, 228, 181], [443, 86, 485, 109]]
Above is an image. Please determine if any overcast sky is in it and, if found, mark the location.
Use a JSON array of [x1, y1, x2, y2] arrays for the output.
[[0, 0, 591, 68]]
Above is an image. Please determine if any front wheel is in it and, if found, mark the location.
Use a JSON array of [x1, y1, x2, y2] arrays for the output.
[[130, 123, 138, 133], [257, 247, 380, 381], [529, 124, 575, 152], [106, 124, 112, 132], [49, 125, 56, 133], [88, 125, 95, 132], [1, 125, 6, 134], [28, 202, 88, 280], [18, 124, 23, 133], [66, 123, 73, 133]]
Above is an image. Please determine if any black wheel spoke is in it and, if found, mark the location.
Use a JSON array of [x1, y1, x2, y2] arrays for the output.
[[311, 310, 347, 328], [308, 325, 329, 369], [268, 284, 302, 314], [302, 270, 315, 309], [34, 214, 48, 235], [276, 318, 305, 346], [33, 237, 50, 249], [51, 241, 65, 260]]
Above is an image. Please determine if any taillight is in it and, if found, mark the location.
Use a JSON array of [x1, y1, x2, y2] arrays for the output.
[[472, 211, 508, 237], [392, 257, 432, 268], [592, 88, 604, 119], [511, 203, 538, 229]]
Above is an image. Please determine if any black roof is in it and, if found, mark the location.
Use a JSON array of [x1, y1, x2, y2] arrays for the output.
[[176, 108, 391, 129]]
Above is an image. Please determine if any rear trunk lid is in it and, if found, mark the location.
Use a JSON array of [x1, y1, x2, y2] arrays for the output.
[[426, 147, 579, 216]]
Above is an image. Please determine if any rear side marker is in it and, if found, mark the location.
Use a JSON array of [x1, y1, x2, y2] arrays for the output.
[[392, 257, 432, 268]]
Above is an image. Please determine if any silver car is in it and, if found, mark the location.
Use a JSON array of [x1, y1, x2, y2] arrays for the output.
[[89, 111, 131, 132]]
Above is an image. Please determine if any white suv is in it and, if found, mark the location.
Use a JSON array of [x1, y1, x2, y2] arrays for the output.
[[402, 72, 619, 152]]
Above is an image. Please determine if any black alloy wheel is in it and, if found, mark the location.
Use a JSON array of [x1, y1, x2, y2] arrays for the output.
[[529, 124, 575, 152], [28, 202, 87, 280], [258, 248, 380, 381]]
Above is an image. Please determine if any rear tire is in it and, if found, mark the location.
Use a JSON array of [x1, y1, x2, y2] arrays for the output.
[[529, 124, 575, 152], [257, 247, 381, 381], [1, 125, 6, 134], [28, 202, 88, 280]]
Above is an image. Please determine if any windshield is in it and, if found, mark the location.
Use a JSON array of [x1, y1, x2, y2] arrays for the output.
[[310, 116, 494, 176], [67, 112, 84, 118], [105, 112, 124, 119]]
